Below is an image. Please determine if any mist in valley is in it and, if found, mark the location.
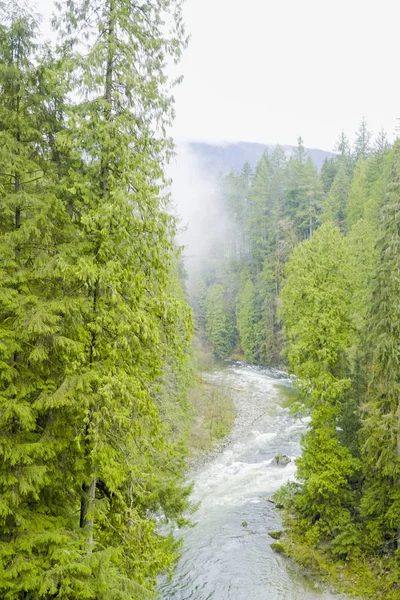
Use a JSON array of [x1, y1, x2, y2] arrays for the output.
[[168, 142, 234, 288]]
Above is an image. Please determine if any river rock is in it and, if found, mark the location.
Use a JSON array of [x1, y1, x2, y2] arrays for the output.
[[272, 454, 291, 467], [270, 541, 287, 555], [268, 530, 283, 540]]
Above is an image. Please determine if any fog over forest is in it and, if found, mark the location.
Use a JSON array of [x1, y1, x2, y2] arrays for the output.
[[169, 138, 333, 278], [169, 143, 224, 275]]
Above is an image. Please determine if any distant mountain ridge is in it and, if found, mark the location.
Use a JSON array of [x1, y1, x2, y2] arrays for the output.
[[181, 140, 334, 176]]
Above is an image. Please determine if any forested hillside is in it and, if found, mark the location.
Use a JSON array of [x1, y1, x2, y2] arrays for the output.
[[191, 135, 323, 362], [193, 121, 400, 596], [193, 126, 381, 362], [0, 2, 194, 599], [180, 140, 333, 177]]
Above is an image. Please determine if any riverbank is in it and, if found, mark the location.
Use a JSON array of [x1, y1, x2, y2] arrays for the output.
[[187, 361, 294, 473], [186, 373, 235, 465], [275, 515, 398, 599], [161, 362, 347, 599]]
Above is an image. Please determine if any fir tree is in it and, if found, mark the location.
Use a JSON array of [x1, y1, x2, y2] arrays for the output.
[[0, 7, 80, 597], [333, 130, 353, 177], [374, 128, 389, 155], [320, 157, 338, 195], [346, 157, 368, 228], [353, 117, 372, 161], [0, 0, 192, 597], [237, 161, 253, 253], [322, 161, 351, 230], [285, 138, 321, 239], [334, 130, 352, 160], [360, 141, 400, 552], [280, 223, 359, 549], [258, 257, 281, 364], [205, 283, 235, 358], [222, 168, 248, 258], [247, 150, 272, 271], [236, 268, 256, 362]]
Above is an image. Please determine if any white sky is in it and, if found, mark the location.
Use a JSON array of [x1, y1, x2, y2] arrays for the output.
[[35, 0, 400, 151]]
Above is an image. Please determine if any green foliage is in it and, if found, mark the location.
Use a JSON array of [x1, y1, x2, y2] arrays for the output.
[[257, 258, 280, 364], [322, 161, 351, 230], [281, 223, 355, 387], [280, 223, 360, 547], [236, 268, 256, 362], [247, 150, 273, 270], [285, 138, 323, 240], [320, 157, 338, 195], [5, 0, 400, 593], [205, 283, 236, 358], [185, 116, 400, 593], [0, 9, 81, 597], [187, 376, 235, 455], [0, 0, 193, 598], [184, 122, 400, 590], [346, 157, 368, 227], [275, 136, 400, 591], [347, 218, 378, 331], [353, 117, 372, 161], [360, 141, 400, 551]]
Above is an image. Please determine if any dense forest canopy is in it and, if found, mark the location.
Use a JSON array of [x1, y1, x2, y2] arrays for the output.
[[192, 125, 400, 597], [1, 0, 400, 598], [0, 1, 193, 598]]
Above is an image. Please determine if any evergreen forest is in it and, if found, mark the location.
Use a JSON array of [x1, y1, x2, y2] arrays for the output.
[[1, 0, 400, 598], [192, 124, 400, 596], [0, 1, 194, 598]]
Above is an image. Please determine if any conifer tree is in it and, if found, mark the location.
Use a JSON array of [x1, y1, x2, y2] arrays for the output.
[[281, 223, 359, 549], [285, 138, 321, 239], [360, 141, 400, 552], [334, 130, 352, 161], [0, 6, 80, 597], [247, 150, 271, 271], [205, 283, 235, 358], [268, 145, 288, 285], [0, 0, 192, 597], [353, 117, 372, 161], [320, 157, 338, 195], [285, 139, 308, 220], [301, 156, 324, 238], [236, 268, 256, 362], [333, 130, 353, 178], [322, 161, 351, 230], [237, 161, 253, 253], [374, 128, 389, 155], [258, 257, 281, 364], [223, 169, 246, 257], [269, 145, 287, 226], [346, 157, 368, 228], [52, 0, 189, 594], [364, 137, 391, 226]]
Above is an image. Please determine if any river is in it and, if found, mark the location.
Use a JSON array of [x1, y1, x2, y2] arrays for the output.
[[160, 362, 346, 600]]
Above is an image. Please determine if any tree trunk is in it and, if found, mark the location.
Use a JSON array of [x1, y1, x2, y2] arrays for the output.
[[101, 0, 115, 197], [80, 478, 97, 553]]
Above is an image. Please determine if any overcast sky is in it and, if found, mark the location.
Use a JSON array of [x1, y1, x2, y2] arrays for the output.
[[36, 0, 400, 151]]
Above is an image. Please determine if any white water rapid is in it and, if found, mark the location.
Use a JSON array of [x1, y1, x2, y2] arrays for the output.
[[160, 362, 347, 600]]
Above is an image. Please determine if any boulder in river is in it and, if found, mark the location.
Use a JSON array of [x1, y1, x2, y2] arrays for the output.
[[268, 530, 283, 540], [272, 454, 291, 467], [265, 496, 284, 509], [270, 541, 287, 555]]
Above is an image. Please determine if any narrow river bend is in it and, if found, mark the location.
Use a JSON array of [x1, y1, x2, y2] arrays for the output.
[[160, 362, 345, 600]]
